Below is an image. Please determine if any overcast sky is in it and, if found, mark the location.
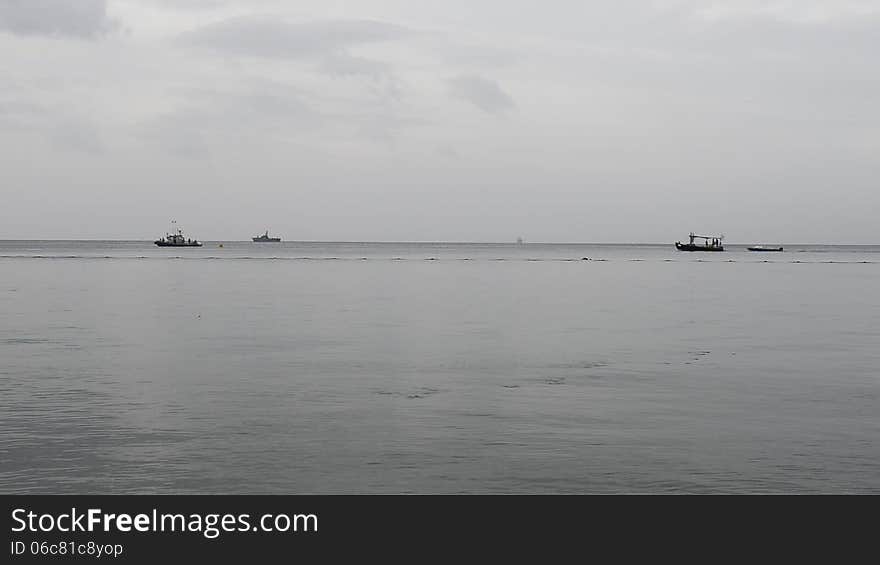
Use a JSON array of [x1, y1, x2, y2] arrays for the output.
[[1, 0, 878, 242]]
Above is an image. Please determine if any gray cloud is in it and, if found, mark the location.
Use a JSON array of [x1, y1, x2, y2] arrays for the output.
[[0, 98, 45, 128], [448, 75, 515, 114], [143, 0, 232, 10], [180, 16, 410, 59], [52, 120, 104, 154], [136, 83, 324, 156], [0, 0, 116, 38], [687, 0, 880, 24], [442, 43, 519, 69], [319, 53, 390, 79]]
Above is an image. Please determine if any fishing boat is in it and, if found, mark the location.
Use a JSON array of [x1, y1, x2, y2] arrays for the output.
[[675, 232, 724, 252], [747, 246, 783, 252], [154, 221, 202, 247], [252, 230, 281, 243]]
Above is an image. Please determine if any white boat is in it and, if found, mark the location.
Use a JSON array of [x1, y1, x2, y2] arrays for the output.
[[155, 221, 202, 247]]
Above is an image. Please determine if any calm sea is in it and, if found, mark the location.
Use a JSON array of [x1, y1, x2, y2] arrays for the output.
[[1, 241, 878, 493]]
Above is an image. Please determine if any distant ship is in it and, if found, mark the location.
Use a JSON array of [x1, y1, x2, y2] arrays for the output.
[[747, 246, 783, 252], [155, 221, 202, 247], [252, 230, 281, 242], [675, 232, 724, 251]]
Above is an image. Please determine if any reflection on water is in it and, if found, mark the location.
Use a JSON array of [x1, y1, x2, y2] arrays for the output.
[[1, 242, 878, 493]]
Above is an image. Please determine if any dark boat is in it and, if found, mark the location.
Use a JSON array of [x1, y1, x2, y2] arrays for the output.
[[747, 246, 783, 252], [252, 230, 281, 243], [675, 232, 724, 251], [155, 221, 202, 247]]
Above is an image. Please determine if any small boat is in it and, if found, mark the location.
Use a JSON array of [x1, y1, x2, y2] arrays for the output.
[[253, 230, 281, 243], [675, 232, 724, 252], [747, 246, 783, 252], [155, 221, 202, 247]]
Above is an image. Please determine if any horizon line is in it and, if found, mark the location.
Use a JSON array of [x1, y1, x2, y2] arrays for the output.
[[0, 239, 878, 246]]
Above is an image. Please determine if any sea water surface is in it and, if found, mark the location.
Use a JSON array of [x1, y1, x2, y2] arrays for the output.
[[1, 241, 878, 493]]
